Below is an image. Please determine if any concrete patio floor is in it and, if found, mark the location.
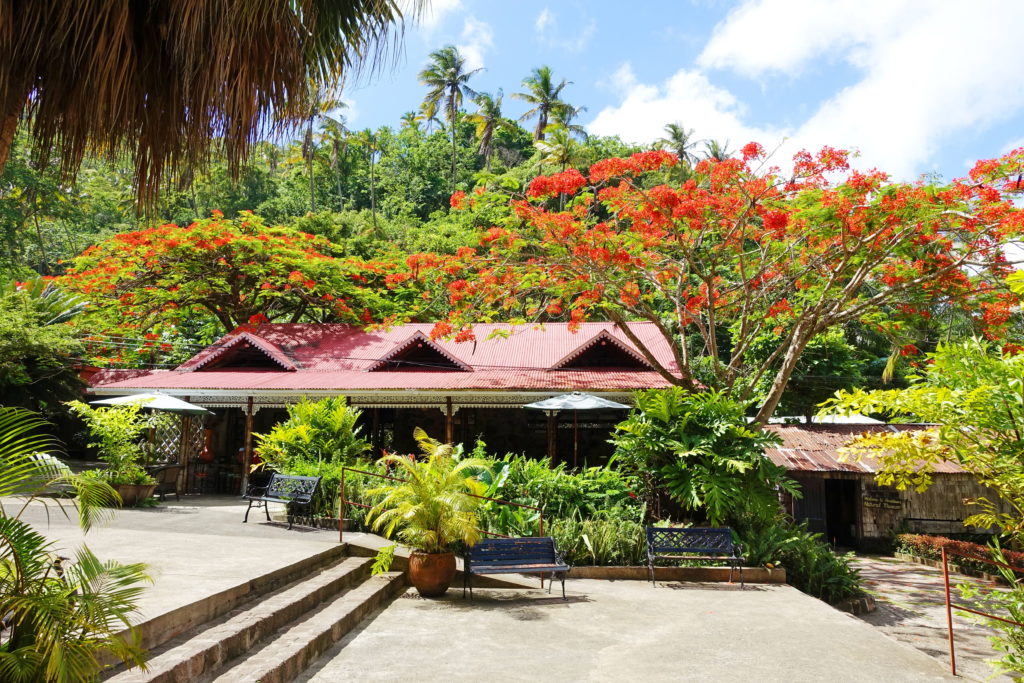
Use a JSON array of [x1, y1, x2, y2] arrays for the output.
[[3, 496, 963, 680], [0, 495, 343, 624], [854, 555, 1010, 682], [300, 580, 955, 682]]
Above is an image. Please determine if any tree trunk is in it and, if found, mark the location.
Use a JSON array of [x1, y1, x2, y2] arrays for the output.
[[450, 103, 458, 193], [754, 325, 814, 424], [369, 151, 378, 232], [306, 119, 316, 214], [0, 87, 25, 175]]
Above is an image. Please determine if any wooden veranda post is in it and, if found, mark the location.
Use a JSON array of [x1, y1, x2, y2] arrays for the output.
[[546, 411, 558, 465], [445, 397, 454, 444], [240, 397, 255, 495]]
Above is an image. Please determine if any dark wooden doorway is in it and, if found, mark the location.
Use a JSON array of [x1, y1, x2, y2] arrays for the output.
[[825, 479, 858, 547]]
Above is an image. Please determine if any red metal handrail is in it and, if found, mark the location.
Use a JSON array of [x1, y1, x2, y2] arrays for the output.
[[941, 546, 1024, 676]]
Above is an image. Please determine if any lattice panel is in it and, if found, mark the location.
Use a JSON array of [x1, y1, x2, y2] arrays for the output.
[[180, 416, 206, 463], [153, 419, 181, 463]]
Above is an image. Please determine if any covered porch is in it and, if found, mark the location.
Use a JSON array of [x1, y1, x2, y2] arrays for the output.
[[96, 389, 635, 496]]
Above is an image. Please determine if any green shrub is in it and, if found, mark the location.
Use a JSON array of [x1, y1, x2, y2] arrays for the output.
[[549, 516, 647, 566], [255, 396, 369, 472], [958, 544, 1024, 677], [895, 533, 1024, 574], [732, 508, 863, 604], [478, 450, 644, 526], [611, 388, 797, 525], [254, 397, 370, 516]]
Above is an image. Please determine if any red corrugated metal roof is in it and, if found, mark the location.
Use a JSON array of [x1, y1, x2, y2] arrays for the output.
[[96, 322, 680, 394], [764, 424, 964, 474]]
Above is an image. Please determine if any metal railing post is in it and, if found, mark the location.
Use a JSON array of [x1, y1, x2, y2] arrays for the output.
[[942, 547, 956, 676], [339, 468, 346, 544]]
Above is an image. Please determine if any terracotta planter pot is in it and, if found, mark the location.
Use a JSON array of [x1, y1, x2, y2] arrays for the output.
[[115, 484, 156, 507], [408, 551, 456, 597]]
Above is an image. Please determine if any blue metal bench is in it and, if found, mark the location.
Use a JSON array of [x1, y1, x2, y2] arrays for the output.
[[464, 537, 570, 600], [242, 473, 320, 530], [646, 526, 745, 587]]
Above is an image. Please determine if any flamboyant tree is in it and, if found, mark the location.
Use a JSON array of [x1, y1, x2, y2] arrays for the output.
[[59, 212, 422, 336], [431, 145, 1024, 422]]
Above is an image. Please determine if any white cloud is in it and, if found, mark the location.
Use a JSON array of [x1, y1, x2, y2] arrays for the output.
[[589, 0, 1024, 180], [533, 9, 595, 53], [457, 17, 493, 72], [588, 63, 784, 151], [409, 0, 462, 32], [535, 8, 553, 34], [567, 19, 597, 53]]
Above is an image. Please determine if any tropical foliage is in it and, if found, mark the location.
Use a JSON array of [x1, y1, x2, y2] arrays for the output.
[[365, 428, 489, 554], [611, 388, 796, 525], [65, 402, 171, 487], [0, 0, 417, 203], [822, 340, 1024, 539], [434, 145, 1024, 421], [0, 407, 150, 682], [0, 279, 85, 412]]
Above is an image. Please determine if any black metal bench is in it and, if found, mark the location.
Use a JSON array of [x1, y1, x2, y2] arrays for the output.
[[646, 526, 745, 587], [242, 473, 320, 530], [464, 537, 570, 600]]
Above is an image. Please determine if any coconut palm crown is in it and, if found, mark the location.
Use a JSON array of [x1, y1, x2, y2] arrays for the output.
[[0, 0, 420, 205], [366, 428, 489, 555]]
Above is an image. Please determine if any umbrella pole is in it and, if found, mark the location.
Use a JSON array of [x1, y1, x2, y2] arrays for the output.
[[546, 411, 557, 466], [573, 411, 578, 469]]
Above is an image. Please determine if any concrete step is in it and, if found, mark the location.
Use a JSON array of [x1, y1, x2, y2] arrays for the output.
[[208, 571, 407, 683], [128, 542, 350, 656], [108, 556, 373, 683]]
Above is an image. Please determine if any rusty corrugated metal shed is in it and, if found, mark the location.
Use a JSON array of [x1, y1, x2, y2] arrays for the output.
[[764, 424, 965, 474]]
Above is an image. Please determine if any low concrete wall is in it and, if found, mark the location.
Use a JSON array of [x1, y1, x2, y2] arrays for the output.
[[568, 565, 786, 583]]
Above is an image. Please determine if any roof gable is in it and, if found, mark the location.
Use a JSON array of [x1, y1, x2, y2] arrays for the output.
[[184, 333, 297, 372], [367, 332, 471, 372], [550, 330, 653, 370]]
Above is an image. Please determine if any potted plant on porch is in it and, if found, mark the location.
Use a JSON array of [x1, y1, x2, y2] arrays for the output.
[[67, 401, 172, 506], [366, 428, 490, 597]]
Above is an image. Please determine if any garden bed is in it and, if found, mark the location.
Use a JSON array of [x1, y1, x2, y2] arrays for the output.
[[568, 565, 786, 583]]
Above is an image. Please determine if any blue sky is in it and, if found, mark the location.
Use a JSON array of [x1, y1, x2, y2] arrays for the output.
[[342, 0, 1024, 182]]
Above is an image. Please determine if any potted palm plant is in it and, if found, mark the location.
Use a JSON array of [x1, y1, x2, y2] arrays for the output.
[[67, 401, 171, 506], [366, 428, 489, 597]]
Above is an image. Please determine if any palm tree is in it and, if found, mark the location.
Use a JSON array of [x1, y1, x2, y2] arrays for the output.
[[657, 122, 701, 169], [301, 84, 347, 213], [418, 45, 482, 192], [535, 125, 584, 173], [703, 139, 733, 162], [416, 100, 442, 134], [319, 117, 349, 212], [400, 111, 421, 132], [550, 103, 588, 141], [354, 129, 380, 232], [466, 90, 513, 172], [0, 407, 150, 682], [0, 1, 419, 205], [513, 66, 572, 141]]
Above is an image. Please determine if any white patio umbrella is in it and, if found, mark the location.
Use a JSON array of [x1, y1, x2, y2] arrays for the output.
[[91, 391, 212, 415], [524, 392, 631, 467]]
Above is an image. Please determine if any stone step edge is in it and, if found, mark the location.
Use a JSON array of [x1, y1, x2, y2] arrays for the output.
[[108, 556, 372, 683], [211, 571, 407, 683], [104, 542, 349, 673]]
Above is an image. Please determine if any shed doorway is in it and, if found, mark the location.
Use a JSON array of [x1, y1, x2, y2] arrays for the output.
[[825, 479, 858, 548]]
